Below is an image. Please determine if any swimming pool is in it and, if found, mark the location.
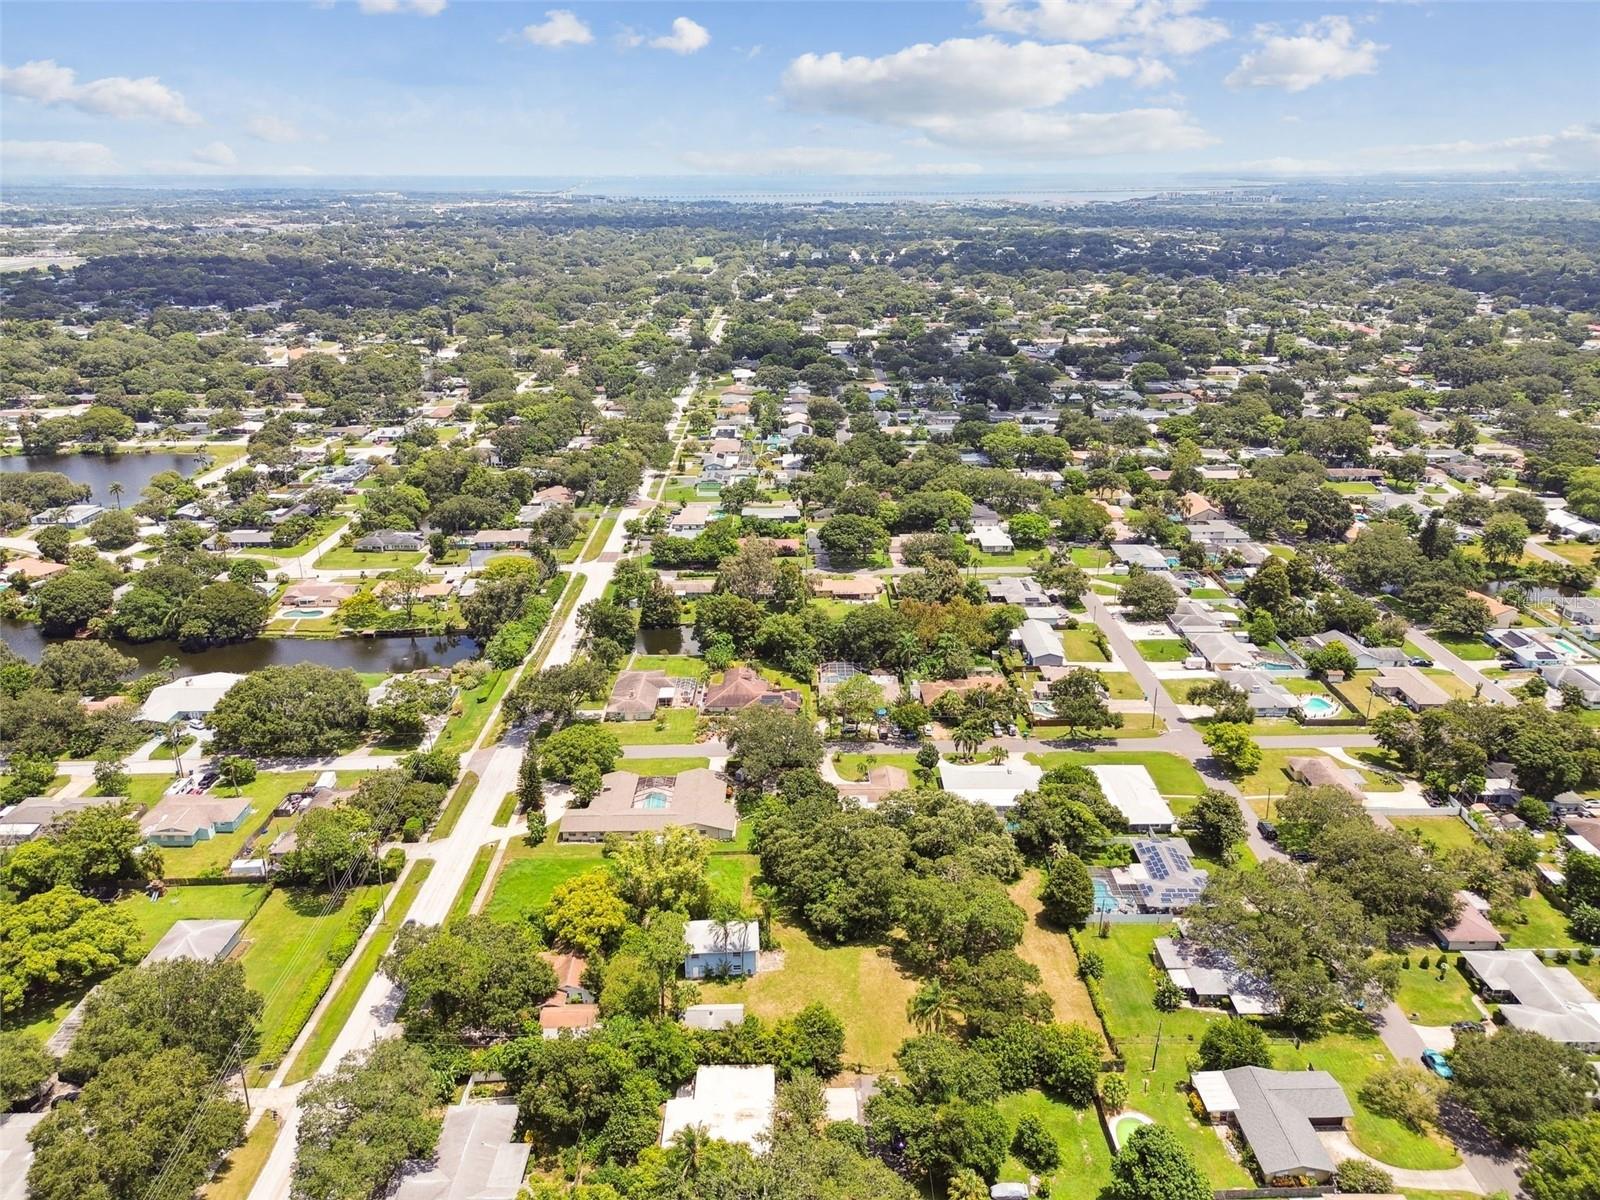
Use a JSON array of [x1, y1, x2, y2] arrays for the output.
[[639, 791, 670, 810], [285, 608, 328, 618], [1092, 878, 1117, 913], [1300, 695, 1340, 718]]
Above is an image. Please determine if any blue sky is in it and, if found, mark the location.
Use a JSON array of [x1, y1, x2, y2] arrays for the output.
[[2, 1, 1596, 179]]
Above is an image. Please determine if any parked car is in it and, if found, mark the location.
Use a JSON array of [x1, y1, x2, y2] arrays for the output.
[[1421, 1049, 1454, 1079], [1257, 819, 1279, 841], [1409, 655, 1434, 668], [1450, 1020, 1484, 1035]]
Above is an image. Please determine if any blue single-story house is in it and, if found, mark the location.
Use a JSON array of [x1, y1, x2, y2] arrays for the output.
[[683, 919, 760, 980]]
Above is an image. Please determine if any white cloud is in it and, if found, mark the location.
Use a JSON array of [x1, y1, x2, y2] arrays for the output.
[[1, 58, 200, 124], [355, 0, 447, 14], [246, 115, 306, 143], [978, 0, 1228, 55], [191, 140, 237, 166], [781, 36, 1209, 159], [522, 10, 593, 48], [650, 17, 710, 54], [1235, 124, 1600, 175], [1225, 16, 1383, 92], [783, 37, 1153, 120], [0, 139, 117, 172], [907, 161, 985, 175]]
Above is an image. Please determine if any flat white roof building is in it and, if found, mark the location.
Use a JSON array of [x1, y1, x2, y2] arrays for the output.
[[137, 671, 243, 724], [1088, 764, 1175, 830], [939, 757, 1043, 812], [661, 1065, 775, 1151]]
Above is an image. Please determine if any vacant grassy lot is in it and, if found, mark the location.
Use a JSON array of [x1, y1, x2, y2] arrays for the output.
[[282, 861, 434, 1083], [628, 654, 704, 678], [1134, 639, 1189, 663], [432, 669, 511, 758], [312, 547, 425, 570], [1009, 873, 1101, 1034], [238, 884, 384, 1071], [1388, 959, 1483, 1026], [1429, 632, 1496, 661], [621, 756, 712, 775], [1026, 750, 1205, 797], [609, 708, 702, 745], [1391, 816, 1480, 854], [994, 1090, 1113, 1200], [1060, 628, 1109, 662], [1097, 671, 1145, 700], [116, 883, 270, 952], [1500, 888, 1577, 949], [697, 916, 917, 1072], [1233, 748, 1395, 798], [484, 840, 605, 924]]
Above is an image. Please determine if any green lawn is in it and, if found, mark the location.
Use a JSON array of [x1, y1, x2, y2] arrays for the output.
[[432, 669, 512, 758], [1188, 587, 1232, 600], [994, 1091, 1113, 1200], [449, 844, 498, 925], [833, 752, 922, 781], [281, 861, 434, 1083], [1060, 628, 1110, 662], [706, 852, 759, 909], [239, 884, 384, 1071], [1069, 548, 1113, 569], [429, 770, 479, 841], [115, 884, 270, 953], [1391, 816, 1481, 855], [1097, 671, 1145, 700], [627, 654, 704, 678], [697, 916, 917, 1073], [151, 770, 366, 878], [1026, 750, 1205, 797], [1010, 874, 1103, 1033], [1429, 632, 1496, 661], [1388, 959, 1483, 1026], [150, 735, 196, 760], [1080, 924, 1252, 1188], [251, 519, 342, 558], [312, 547, 425, 570], [1233, 748, 1393, 799], [1501, 888, 1578, 949], [1134, 639, 1189, 663], [619, 756, 713, 775], [200, 1112, 283, 1200], [609, 708, 702, 745], [484, 840, 605, 924]]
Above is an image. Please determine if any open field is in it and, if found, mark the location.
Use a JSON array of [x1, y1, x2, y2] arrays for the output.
[[1134, 639, 1189, 663], [484, 839, 604, 923], [1026, 750, 1206, 796], [116, 883, 271, 952], [312, 547, 424, 570], [994, 1090, 1113, 1200], [609, 708, 702, 744]]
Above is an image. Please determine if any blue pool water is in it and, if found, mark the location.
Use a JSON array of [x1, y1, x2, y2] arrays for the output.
[[1092, 879, 1117, 913], [640, 791, 669, 810], [1301, 695, 1340, 718]]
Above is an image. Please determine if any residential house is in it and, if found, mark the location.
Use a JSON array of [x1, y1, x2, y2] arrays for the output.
[[140, 794, 254, 847], [1467, 590, 1518, 628], [1372, 667, 1451, 711], [667, 504, 716, 538], [809, 574, 885, 602], [1154, 937, 1279, 1014], [1541, 663, 1600, 708], [138, 671, 243, 724], [391, 1105, 529, 1200], [1190, 1067, 1352, 1183], [915, 676, 1009, 708], [1461, 950, 1600, 1050], [1546, 509, 1600, 541], [144, 919, 245, 963], [353, 531, 424, 553], [1434, 891, 1505, 951], [1222, 669, 1297, 719], [281, 582, 358, 608], [1112, 543, 1173, 570], [471, 529, 532, 550], [1017, 619, 1065, 667], [1300, 630, 1409, 672], [607, 670, 676, 721], [682, 1004, 746, 1031], [968, 526, 1014, 554], [1179, 492, 1221, 521], [1088, 765, 1175, 831], [1488, 627, 1568, 669], [1108, 838, 1209, 912], [938, 758, 1044, 814], [2, 557, 68, 583], [0, 797, 106, 844], [32, 503, 103, 528], [204, 529, 273, 550], [1286, 755, 1366, 801], [1185, 519, 1251, 549], [660, 1066, 773, 1150], [683, 920, 761, 980], [702, 666, 801, 714], [558, 770, 737, 843], [1185, 630, 1258, 670], [1555, 596, 1600, 634]]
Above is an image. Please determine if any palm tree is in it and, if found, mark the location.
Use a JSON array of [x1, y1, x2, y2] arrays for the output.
[[108, 482, 124, 510], [669, 1124, 711, 1182], [953, 721, 986, 762], [907, 979, 958, 1035]]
